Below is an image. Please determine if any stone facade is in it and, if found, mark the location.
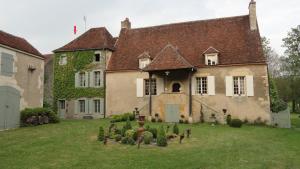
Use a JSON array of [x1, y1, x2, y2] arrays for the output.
[[0, 45, 44, 110], [106, 64, 271, 124]]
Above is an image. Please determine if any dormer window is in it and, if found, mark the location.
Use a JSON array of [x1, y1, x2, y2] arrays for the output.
[[139, 58, 151, 69], [205, 54, 218, 65], [203, 47, 219, 66]]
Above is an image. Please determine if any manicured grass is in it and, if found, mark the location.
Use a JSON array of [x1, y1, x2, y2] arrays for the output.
[[0, 117, 300, 169]]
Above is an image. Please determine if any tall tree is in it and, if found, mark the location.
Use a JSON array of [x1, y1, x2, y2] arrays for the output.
[[282, 27, 300, 112], [261, 37, 282, 77]]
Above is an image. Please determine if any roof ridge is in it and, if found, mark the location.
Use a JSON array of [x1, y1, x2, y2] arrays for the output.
[[130, 15, 249, 31]]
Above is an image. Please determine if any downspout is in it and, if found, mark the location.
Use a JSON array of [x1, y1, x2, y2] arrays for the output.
[[149, 72, 152, 116], [103, 49, 107, 118], [189, 69, 192, 117]]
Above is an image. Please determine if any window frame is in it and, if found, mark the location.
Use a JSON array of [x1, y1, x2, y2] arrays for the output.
[[94, 52, 103, 63], [233, 76, 246, 96], [205, 54, 218, 66], [139, 58, 150, 69], [144, 78, 157, 96], [94, 99, 101, 113], [59, 54, 67, 65], [78, 100, 85, 113], [79, 72, 86, 87], [94, 71, 101, 87], [196, 77, 208, 95]]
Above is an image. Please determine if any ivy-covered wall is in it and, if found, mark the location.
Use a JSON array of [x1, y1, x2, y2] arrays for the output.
[[53, 50, 105, 109]]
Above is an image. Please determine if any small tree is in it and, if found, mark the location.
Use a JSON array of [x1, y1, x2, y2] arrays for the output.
[[173, 123, 179, 135], [157, 126, 167, 147], [98, 126, 105, 141]]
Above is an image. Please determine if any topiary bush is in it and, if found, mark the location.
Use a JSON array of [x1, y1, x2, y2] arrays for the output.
[[115, 134, 122, 142], [143, 131, 153, 144], [173, 123, 179, 135], [149, 128, 158, 139], [111, 113, 135, 122], [127, 137, 136, 145], [125, 129, 135, 139], [121, 137, 128, 144], [98, 126, 105, 141], [157, 126, 167, 147], [229, 119, 243, 128]]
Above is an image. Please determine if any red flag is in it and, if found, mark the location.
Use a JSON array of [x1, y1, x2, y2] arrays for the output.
[[74, 25, 77, 35]]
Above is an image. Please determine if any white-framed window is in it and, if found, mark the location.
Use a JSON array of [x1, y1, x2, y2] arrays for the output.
[[233, 76, 245, 96], [79, 72, 86, 87], [79, 100, 85, 113], [94, 52, 103, 63], [94, 71, 101, 87], [94, 99, 101, 113], [59, 54, 67, 65], [196, 77, 207, 94], [139, 58, 151, 69], [58, 100, 65, 109], [145, 79, 157, 95], [205, 54, 218, 66]]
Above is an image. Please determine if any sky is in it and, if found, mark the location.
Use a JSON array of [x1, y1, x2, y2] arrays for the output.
[[0, 0, 299, 55]]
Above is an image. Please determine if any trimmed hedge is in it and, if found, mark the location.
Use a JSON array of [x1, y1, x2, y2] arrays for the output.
[[143, 131, 153, 144], [229, 119, 243, 128], [20, 108, 59, 126], [111, 113, 135, 122]]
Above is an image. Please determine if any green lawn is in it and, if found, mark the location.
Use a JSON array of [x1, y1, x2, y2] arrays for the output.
[[1, 117, 300, 169]]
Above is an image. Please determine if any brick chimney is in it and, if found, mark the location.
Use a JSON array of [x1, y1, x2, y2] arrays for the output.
[[249, 0, 257, 31], [121, 18, 131, 29]]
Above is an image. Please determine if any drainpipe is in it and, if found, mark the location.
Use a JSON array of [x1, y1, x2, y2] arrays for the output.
[[188, 69, 192, 117], [103, 49, 107, 118], [149, 72, 152, 116]]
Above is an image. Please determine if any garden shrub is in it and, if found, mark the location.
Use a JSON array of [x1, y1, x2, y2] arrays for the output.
[[124, 117, 132, 130], [157, 119, 163, 123], [143, 131, 153, 144], [114, 128, 121, 135], [157, 126, 167, 147], [111, 113, 135, 122], [132, 130, 138, 141], [125, 129, 135, 139], [121, 137, 128, 144], [127, 137, 136, 145], [115, 134, 122, 142], [151, 118, 156, 122], [173, 123, 179, 135], [98, 126, 105, 141], [20, 107, 59, 126], [144, 125, 150, 131], [229, 119, 243, 128], [149, 128, 158, 139], [179, 119, 184, 124]]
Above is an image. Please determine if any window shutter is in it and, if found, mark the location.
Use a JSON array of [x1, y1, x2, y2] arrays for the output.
[[225, 76, 233, 96], [85, 72, 89, 87], [100, 71, 104, 87], [1, 53, 14, 76], [89, 71, 94, 87], [89, 99, 93, 113], [85, 99, 89, 113], [100, 98, 104, 114], [192, 77, 196, 95], [136, 78, 144, 97], [207, 76, 215, 95], [75, 72, 79, 87], [157, 77, 164, 95], [74, 100, 79, 113], [246, 76, 254, 96]]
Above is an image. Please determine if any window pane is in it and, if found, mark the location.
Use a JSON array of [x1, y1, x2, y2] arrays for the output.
[[79, 73, 85, 87], [145, 79, 156, 95], [94, 71, 101, 86], [79, 100, 85, 113], [94, 100, 100, 113]]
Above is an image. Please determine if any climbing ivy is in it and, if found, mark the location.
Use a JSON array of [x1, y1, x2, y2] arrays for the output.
[[53, 50, 105, 110]]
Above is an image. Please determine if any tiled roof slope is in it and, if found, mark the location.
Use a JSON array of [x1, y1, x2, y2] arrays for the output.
[[108, 15, 265, 71], [54, 27, 115, 52], [0, 30, 43, 57], [144, 44, 193, 71]]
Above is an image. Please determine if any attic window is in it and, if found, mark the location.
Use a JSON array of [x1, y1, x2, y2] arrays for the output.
[[94, 52, 102, 62], [59, 54, 67, 65], [205, 54, 218, 66], [139, 58, 151, 69]]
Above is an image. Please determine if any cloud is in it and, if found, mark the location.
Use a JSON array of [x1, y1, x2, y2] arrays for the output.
[[0, 0, 299, 55]]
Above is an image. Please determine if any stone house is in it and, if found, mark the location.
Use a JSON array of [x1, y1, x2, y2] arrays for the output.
[[0, 30, 44, 130], [106, 0, 271, 123], [53, 27, 115, 119]]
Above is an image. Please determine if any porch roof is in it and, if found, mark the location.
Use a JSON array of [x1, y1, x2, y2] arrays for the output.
[[143, 44, 194, 71]]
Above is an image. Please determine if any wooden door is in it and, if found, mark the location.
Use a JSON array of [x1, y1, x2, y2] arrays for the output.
[[165, 104, 180, 123]]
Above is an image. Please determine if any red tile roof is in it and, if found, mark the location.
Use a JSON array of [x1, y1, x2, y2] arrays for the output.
[[54, 27, 115, 52], [144, 44, 193, 71], [203, 46, 219, 54], [107, 15, 266, 71], [0, 30, 42, 57]]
